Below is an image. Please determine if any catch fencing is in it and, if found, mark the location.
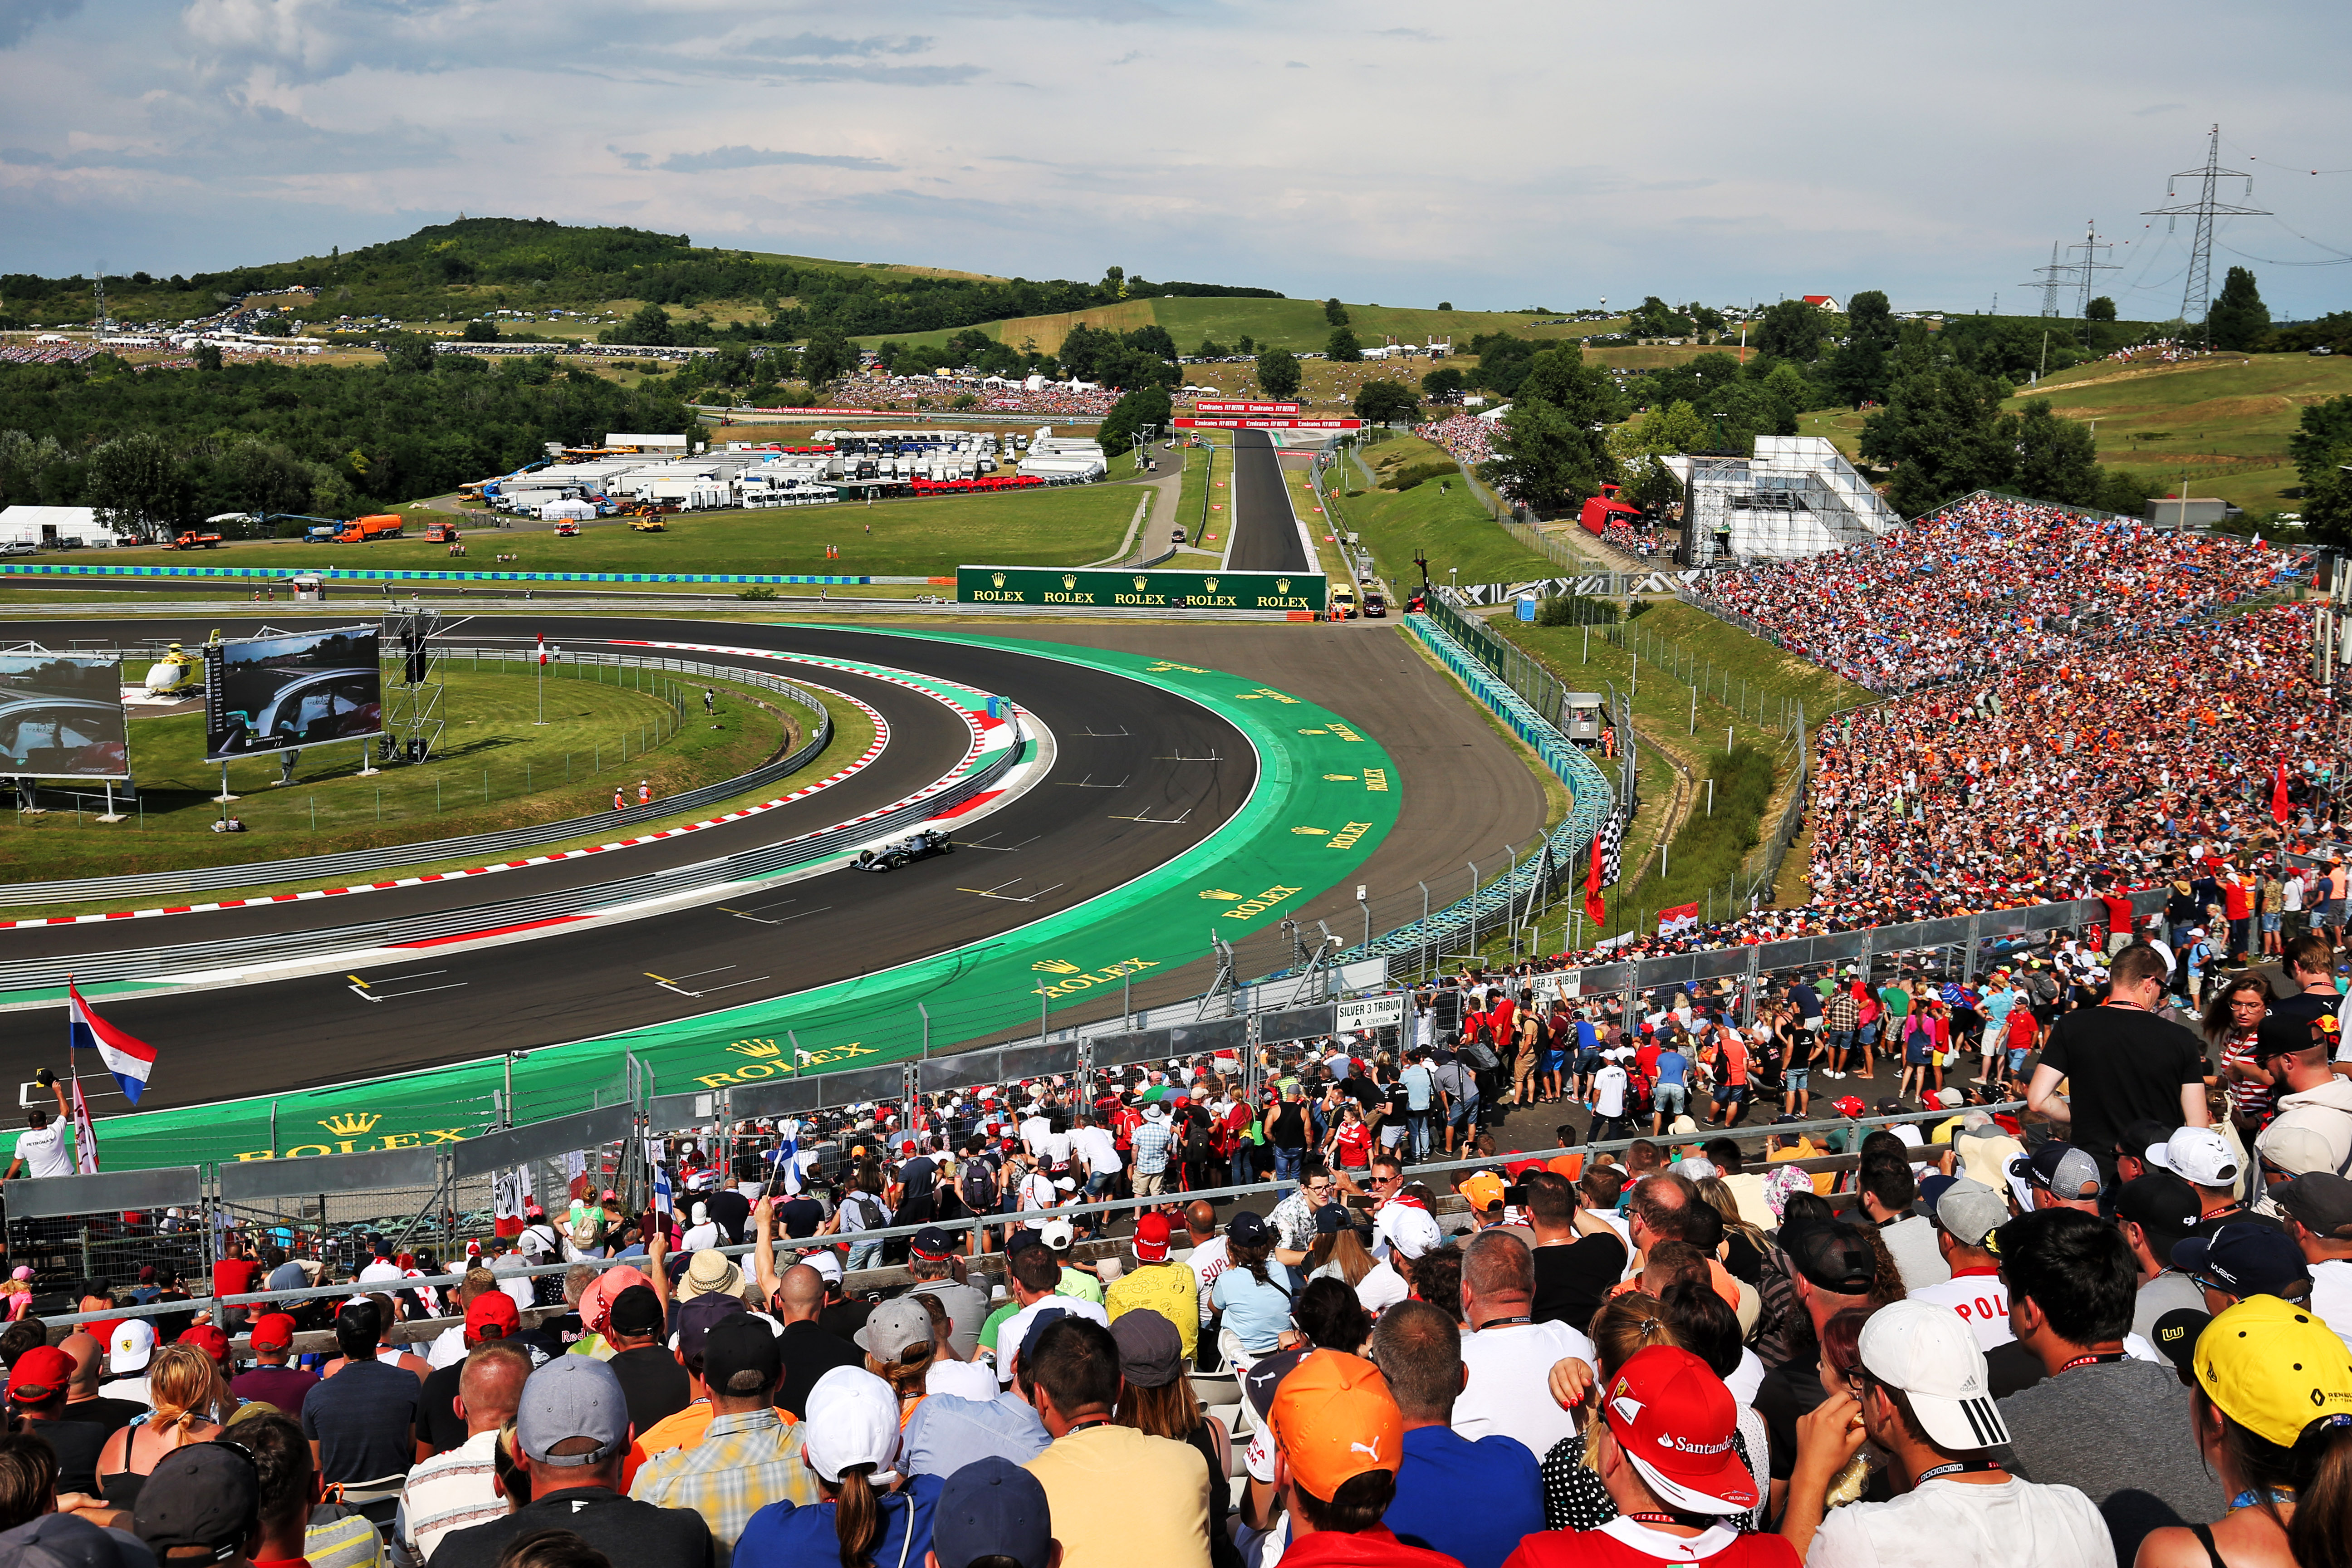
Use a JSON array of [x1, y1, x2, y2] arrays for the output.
[[0, 645, 835, 906]]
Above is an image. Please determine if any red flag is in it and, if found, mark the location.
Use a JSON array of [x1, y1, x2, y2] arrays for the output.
[[2273, 760, 2291, 825], [1585, 833, 1607, 924], [536, 633, 549, 666]]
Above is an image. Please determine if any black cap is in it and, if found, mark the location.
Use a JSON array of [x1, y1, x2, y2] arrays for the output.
[[1227, 1210, 1271, 1247], [2120, 1119, 2180, 1162], [911, 1226, 957, 1260], [1782, 1221, 1877, 1295], [132, 1445, 258, 1563], [702, 1312, 784, 1396], [2150, 1308, 2210, 1377], [2114, 1171, 2202, 1258], [608, 1283, 664, 1336]]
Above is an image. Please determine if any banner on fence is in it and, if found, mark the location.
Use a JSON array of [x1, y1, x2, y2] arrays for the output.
[[1336, 995, 1406, 1032], [957, 566, 1328, 612]]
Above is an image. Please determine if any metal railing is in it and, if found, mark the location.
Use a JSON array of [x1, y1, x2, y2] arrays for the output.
[[0, 647, 835, 906]]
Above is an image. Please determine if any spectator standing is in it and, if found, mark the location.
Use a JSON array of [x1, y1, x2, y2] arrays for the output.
[[1752, 1222, 1877, 1495], [1502, 1345, 1787, 1568], [2254, 1013, 2352, 1176], [1905, 1178, 2014, 1351], [2114, 1171, 2210, 1340], [1452, 1232, 1593, 1457], [1021, 1317, 1209, 1568], [2028, 945, 2211, 1181], [1856, 1156, 1945, 1291], [431, 1357, 713, 1568], [394, 1340, 533, 1562], [1993, 1208, 2220, 1564], [1521, 1172, 1626, 1338], [1371, 1301, 1541, 1568], [631, 1316, 819, 1567], [1782, 1299, 2113, 1568], [300, 1304, 417, 1490], [1131, 1105, 1175, 1200]]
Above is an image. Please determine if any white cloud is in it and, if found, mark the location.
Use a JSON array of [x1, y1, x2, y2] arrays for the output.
[[0, 0, 2345, 319]]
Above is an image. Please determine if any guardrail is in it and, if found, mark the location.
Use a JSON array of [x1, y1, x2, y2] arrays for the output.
[[0, 647, 835, 907], [0, 716, 1026, 992]]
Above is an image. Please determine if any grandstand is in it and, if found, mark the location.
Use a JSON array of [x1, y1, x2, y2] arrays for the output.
[[1672, 435, 1901, 565]]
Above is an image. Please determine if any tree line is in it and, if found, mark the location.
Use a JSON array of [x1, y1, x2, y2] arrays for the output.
[[0, 353, 694, 537]]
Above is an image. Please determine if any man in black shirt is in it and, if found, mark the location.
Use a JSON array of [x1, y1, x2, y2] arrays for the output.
[[8, 1348, 106, 1496], [55, 1330, 141, 1441], [301, 1302, 419, 1487], [415, 1292, 544, 1456], [705, 1183, 752, 1246], [1522, 1171, 1626, 1336], [2029, 943, 2211, 1180], [770, 1261, 862, 1420], [600, 1284, 691, 1435], [431, 1357, 712, 1568], [898, 1141, 940, 1226]]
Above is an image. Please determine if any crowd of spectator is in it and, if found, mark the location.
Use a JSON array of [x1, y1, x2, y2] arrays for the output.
[[827, 375, 1121, 417], [1416, 413, 1499, 467], [1689, 494, 2307, 692], [9, 939, 2352, 1568]]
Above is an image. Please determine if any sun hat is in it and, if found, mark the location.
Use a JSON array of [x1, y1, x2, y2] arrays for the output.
[[2174, 1223, 2312, 1300], [1781, 1221, 1877, 1295], [1597, 1345, 1759, 1514], [2193, 1295, 2352, 1448], [801, 1367, 903, 1484], [1927, 1177, 2010, 1249], [2278, 1172, 2352, 1240], [677, 1249, 743, 1301], [247, 1313, 298, 1353], [2151, 1308, 2209, 1378], [1857, 1299, 2010, 1451], [576, 1265, 652, 1335], [1457, 1172, 1506, 1212], [1037, 1219, 1074, 1253], [1378, 1205, 1444, 1261], [1267, 1350, 1403, 1501], [607, 1284, 665, 1338], [176, 1326, 230, 1365], [802, 1250, 843, 1285]]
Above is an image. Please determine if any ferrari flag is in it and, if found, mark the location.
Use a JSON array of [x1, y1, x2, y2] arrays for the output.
[[66, 981, 156, 1105]]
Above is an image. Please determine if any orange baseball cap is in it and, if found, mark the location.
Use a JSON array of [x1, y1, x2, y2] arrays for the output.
[[1457, 1172, 1505, 1213], [1268, 1350, 1403, 1500]]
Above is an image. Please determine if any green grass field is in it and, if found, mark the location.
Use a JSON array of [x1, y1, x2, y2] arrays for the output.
[[853, 302, 1626, 355], [1319, 436, 1553, 587], [0, 660, 797, 886], [74, 487, 1140, 580], [1797, 351, 2352, 520]]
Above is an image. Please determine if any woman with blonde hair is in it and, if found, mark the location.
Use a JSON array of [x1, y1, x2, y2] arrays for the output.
[[1538, 1292, 1680, 1531], [93, 1343, 220, 1512]]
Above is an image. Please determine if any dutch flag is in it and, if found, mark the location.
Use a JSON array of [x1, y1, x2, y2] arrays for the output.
[[67, 982, 158, 1105]]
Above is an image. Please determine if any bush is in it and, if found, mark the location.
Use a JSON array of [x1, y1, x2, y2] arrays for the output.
[[1535, 593, 1618, 626], [737, 585, 778, 600], [1381, 458, 1455, 491]]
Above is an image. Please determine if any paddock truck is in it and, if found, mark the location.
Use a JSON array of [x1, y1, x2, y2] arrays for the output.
[[166, 531, 225, 550], [334, 514, 405, 544], [852, 828, 953, 872], [553, 520, 581, 538], [424, 522, 461, 544], [629, 516, 667, 533]]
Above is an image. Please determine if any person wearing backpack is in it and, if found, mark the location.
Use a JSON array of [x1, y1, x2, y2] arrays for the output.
[[958, 1139, 1000, 1258]]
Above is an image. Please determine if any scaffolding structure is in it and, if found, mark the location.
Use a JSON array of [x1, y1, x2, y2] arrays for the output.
[[1679, 437, 1901, 566], [379, 606, 446, 763]]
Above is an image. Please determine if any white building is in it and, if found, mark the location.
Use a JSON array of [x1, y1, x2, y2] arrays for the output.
[[1669, 436, 1899, 564], [0, 505, 121, 549]]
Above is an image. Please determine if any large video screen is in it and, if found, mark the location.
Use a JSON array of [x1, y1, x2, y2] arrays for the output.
[[0, 654, 128, 780], [206, 627, 383, 761]]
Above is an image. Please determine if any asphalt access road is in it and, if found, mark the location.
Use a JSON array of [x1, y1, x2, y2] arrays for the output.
[[0, 618, 1254, 1109], [1224, 431, 1308, 573]]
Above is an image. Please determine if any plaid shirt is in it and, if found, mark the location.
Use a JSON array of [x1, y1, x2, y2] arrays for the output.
[[1823, 988, 1861, 1031], [1130, 1117, 1174, 1174], [627, 1406, 818, 1568]]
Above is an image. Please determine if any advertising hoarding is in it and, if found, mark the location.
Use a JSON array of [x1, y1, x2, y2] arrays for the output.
[[1174, 418, 1363, 431], [1193, 401, 1303, 416], [956, 566, 1328, 612], [205, 626, 383, 761], [0, 653, 127, 779]]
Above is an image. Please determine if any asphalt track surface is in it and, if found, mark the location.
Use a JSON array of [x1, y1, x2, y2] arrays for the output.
[[1224, 431, 1309, 573], [0, 617, 1256, 1110]]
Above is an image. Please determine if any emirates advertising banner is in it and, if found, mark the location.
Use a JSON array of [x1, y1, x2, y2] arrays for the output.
[[957, 566, 1328, 612], [1193, 401, 1301, 415], [1174, 417, 1362, 431]]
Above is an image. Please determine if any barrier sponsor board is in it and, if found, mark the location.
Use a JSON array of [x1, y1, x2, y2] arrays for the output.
[[1194, 401, 1302, 415], [956, 565, 1328, 612], [1175, 418, 1362, 431], [1337, 995, 1406, 1032], [0, 653, 127, 779], [206, 626, 383, 762]]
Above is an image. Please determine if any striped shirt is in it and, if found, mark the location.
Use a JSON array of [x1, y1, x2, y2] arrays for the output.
[[396, 1430, 506, 1563], [628, 1406, 820, 1568]]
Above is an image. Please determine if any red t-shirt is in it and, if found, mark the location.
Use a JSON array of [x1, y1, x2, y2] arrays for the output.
[[1490, 999, 1517, 1039], [1333, 1121, 1372, 1168], [2225, 879, 2253, 920], [1506, 1524, 1797, 1568], [213, 1258, 263, 1301], [1719, 1038, 1749, 1087]]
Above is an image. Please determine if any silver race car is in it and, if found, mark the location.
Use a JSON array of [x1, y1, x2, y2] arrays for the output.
[[853, 828, 953, 871]]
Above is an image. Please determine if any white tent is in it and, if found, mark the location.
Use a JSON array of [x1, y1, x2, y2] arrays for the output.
[[538, 499, 597, 522]]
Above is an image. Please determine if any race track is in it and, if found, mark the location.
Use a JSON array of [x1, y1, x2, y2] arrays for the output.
[[1224, 430, 1309, 573]]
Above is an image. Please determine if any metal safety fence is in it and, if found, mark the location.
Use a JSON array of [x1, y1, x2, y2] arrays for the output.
[[0, 645, 836, 906]]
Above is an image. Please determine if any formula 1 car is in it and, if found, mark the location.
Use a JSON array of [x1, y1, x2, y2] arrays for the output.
[[853, 828, 953, 871]]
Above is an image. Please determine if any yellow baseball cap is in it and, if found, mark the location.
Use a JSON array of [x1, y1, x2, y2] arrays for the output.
[[2195, 1296, 2352, 1449]]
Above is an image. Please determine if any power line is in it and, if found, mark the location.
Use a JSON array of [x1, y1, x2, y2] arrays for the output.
[[2019, 240, 2068, 318], [2068, 219, 2121, 318], [2144, 122, 2269, 343]]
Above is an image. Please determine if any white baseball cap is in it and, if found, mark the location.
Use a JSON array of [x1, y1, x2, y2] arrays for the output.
[[1857, 1299, 2010, 1451], [1038, 1218, 1074, 1252], [109, 1318, 156, 1375], [1379, 1205, 1445, 1261], [2148, 1127, 2239, 1189], [801, 1367, 902, 1483], [801, 1250, 843, 1284]]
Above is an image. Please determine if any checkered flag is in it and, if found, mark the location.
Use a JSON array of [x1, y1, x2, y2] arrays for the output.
[[1595, 807, 1626, 887]]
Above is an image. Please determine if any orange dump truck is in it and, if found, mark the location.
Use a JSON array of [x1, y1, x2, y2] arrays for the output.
[[335, 514, 405, 544]]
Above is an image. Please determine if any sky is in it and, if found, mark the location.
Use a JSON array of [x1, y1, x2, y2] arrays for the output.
[[3, 0, 2350, 321]]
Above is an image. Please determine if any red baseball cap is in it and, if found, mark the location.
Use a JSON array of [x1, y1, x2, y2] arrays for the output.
[[7, 1345, 72, 1402], [1132, 1213, 1173, 1262], [466, 1290, 521, 1340], [178, 1324, 230, 1363], [1506, 1159, 1548, 1181], [1599, 1346, 1757, 1515], [249, 1313, 298, 1352]]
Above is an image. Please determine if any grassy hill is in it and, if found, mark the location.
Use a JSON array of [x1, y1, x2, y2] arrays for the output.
[[1796, 350, 2352, 520], [856, 299, 1621, 356]]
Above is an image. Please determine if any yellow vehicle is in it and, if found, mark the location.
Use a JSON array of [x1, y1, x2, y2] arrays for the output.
[[1329, 582, 1358, 619], [629, 516, 667, 533]]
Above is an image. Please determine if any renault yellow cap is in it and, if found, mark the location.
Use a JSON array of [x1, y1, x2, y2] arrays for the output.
[[2196, 1296, 2352, 1449]]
